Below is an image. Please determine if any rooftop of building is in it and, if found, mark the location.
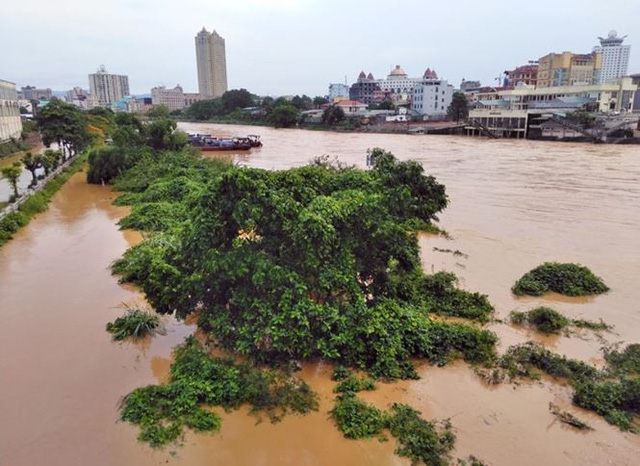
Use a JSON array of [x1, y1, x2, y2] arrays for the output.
[[388, 65, 407, 78]]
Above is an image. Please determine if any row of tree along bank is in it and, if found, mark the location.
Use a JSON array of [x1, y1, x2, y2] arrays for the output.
[[168, 88, 469, 131]]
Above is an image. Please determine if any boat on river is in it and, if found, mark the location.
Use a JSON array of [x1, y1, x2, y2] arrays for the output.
[[187, 133, 262, 151]]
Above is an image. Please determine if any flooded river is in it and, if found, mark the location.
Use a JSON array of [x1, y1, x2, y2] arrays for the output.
[[1, 125, 639, 465]]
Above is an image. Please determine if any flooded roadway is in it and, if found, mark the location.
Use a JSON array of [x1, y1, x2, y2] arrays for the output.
[[1, 125, 639, 465]]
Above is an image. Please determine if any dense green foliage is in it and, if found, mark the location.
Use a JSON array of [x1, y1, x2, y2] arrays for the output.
[[492, 342, 639, 432], [105, 147, 499, 379], [497, 342, 599, 381], [121, 337, 318, 446], [86, 114, 187, 185], [269, 104, 300, 128], [0, 154, 86, 247], [37, 98, 91, 158], [1, 162, 21, 198], [417, 272, 493, 322], [512, 262, 609, 296], [322, 105, 346, 125], [106, 307, 165, 340], [330, 396, 456, 464], [510, 307, 570, 334], [330, 395, 387, 439], [386, 403, 455, 466], [334, 373, 377, 394], [605, 344, 640, 376], [447, 92, 469, 123], [573, 377, 639, 432]]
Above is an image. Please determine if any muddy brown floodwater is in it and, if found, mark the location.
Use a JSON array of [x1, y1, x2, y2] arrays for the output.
[[1, 125, 639, 465]]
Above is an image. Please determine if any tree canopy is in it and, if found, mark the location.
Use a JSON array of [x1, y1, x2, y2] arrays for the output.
[[107, 147, 497, 379], [36, 98, 91, 157], [447, 92, 469, 123]]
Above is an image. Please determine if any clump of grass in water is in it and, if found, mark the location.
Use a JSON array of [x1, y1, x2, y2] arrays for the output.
[[549, 402, 593, 430], [512, 262, 609, 296], [106, 305, 165, 341], [510, 307, 570, 334], [120, 336, 319, 447]]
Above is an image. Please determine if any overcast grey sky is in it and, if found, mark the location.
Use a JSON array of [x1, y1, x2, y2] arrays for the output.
[[2, 0, 639, 96]]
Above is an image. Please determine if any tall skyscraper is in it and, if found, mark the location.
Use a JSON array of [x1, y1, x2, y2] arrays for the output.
[[195, 27, 228, 98], [89, 65, 130, 107], [593, 31, 631, 84]]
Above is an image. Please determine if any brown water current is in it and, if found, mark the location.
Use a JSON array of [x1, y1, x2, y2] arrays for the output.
[[1, 126, 639, 465]]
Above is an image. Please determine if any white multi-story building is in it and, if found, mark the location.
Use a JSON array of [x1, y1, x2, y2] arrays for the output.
[[328, 83, 349, 101], [151, 85, 185, 111], [0, 79, 22, 142], [89, 65, 130, 107], [593, 31, 631, 84], [412, 76, 454, 118], [195, 28, 228, 98], [377, 66, 423, 96]]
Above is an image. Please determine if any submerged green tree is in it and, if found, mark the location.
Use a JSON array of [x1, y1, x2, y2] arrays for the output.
[[269, 104, 299, 128], [1, 162, 22, 199], [447, 92, 469, 123], [109, 148, 498, 379], [36, 98, 90, 158], [322, 105, 346, 125], [22, 152, 43, 187]]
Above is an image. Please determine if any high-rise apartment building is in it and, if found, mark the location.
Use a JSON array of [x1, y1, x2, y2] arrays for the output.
[[593, 31, 631, 84], [537, 52, 601, 88], [195, 28, 228, 98], [0, 79, 22, 142], [88, 65, 130, 107]]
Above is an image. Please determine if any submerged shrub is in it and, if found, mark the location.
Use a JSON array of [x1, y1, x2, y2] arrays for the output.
[[334, 374, 377, 394], [572, 377, 639, 432], [498, 342, 599, 381], [120, 337, 319, 447], [510, 307, 570, 334], [106, 306, 165, 340], [512, 262, 609, 296], [605, 344, 640, 376], [386, 403, 455, 466], [330, 394, 387, 439], [572, 318, 612, 332], [416, 272, 494, 322]]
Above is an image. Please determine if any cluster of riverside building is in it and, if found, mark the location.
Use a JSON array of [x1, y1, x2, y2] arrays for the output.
[[1, 28, 639, 144]]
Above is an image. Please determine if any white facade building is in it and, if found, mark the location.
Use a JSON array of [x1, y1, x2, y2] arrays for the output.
[[151, 85, 186, 111], [378, 65, 423, 96], [412, 78, 454, 118], [329, 83, 349, 101], [0, 79, 22, 142], [593, 31, 631, 83], [195, 28, 228, 98], [89, 65, 130, 107]]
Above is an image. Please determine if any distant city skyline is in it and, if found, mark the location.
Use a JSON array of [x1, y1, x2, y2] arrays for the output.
[[2, 0, 639, 96]]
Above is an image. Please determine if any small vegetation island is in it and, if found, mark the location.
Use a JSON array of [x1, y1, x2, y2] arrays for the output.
[[4, 103, 626, 461], [512, 262, 610, 297]]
